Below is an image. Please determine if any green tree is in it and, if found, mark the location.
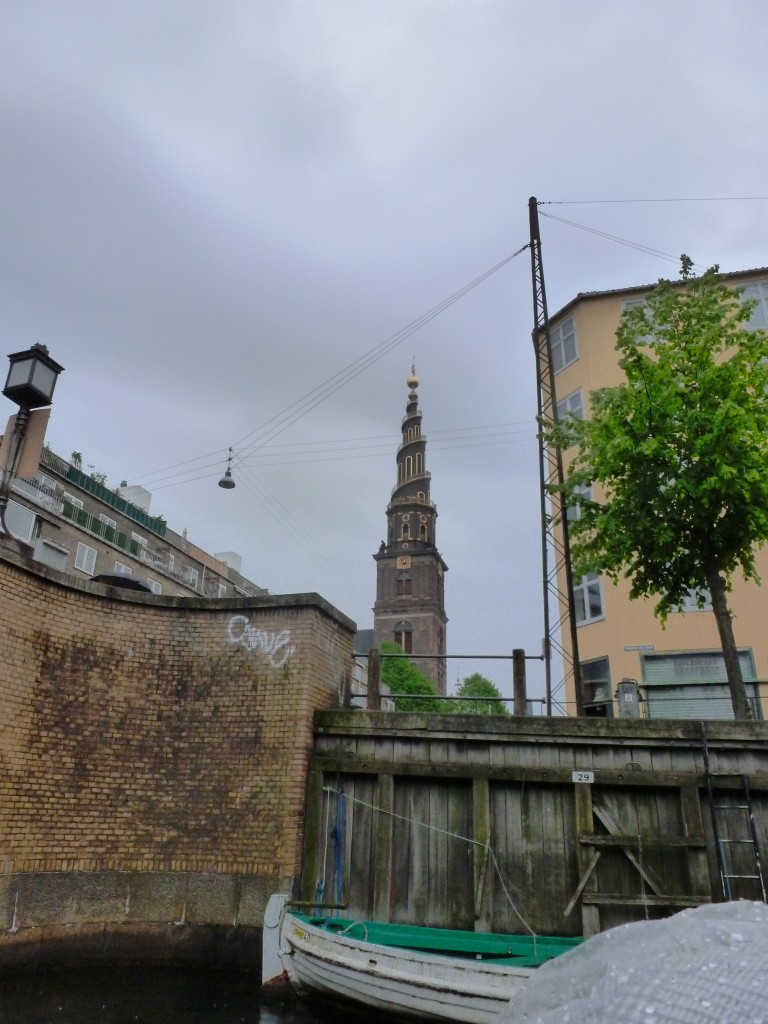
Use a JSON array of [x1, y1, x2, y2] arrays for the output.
[[453, 672, 509, 715], [380, 642, 439, 712], [546, 258, 768, 720]]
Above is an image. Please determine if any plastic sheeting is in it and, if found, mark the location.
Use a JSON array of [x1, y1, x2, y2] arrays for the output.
[[501, 901, 768, 1024]]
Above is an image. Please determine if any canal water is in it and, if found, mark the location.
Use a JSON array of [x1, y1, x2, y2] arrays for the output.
[[0, 966, 410, 1024]]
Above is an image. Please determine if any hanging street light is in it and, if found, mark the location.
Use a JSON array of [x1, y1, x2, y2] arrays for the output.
[[218, 447, 236, 490]]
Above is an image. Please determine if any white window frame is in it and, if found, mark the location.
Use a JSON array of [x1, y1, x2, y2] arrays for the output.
[[556, 388, 584, 421], [622, 298, 656, 343], [36, 472, 56, 490], [131, 532, 147, 548], [146, 579, 163, 595], [574, 573, 603, 625], [183, 565, 199, 588], [550, 317, 578, 374], [62, 491, 84, 510], [218, 583, 227, 598], [740, 280, 768, 329], [75, 542, 97, 575], [676, 588, 712, 613], [99, 513, 118, 530], [6, 500, 35, 542], [566, 484, 592, 523], [114, 561, 133, 574]]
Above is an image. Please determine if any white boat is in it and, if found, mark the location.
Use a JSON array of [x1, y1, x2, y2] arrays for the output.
[[261, 894, 582, 1023]]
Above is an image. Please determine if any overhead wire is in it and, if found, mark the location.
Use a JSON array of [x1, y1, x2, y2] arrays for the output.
[[539, 195, 768, 205], [538, 210, 696, 266], [228, 246, 529, 462]]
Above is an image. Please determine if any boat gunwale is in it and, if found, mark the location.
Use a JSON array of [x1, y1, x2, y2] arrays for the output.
[[290, 911, 582, 966]]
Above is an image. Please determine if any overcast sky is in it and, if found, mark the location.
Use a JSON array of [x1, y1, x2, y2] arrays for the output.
[[2, 1, 767, 707]]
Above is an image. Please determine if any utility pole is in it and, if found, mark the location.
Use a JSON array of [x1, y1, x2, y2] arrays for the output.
[[529, 197, 583, 715]]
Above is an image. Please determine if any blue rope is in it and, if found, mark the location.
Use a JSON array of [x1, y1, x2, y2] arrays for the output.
[[332, 792, 346, 914]]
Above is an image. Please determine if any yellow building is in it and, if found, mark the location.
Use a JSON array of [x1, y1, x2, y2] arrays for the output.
[[549, 268, 768, 720]]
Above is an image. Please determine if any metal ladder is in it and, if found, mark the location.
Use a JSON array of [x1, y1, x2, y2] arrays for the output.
[[701, 724, 767, 902]]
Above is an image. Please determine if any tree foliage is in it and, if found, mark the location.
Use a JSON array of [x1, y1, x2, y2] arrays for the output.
[[453, 673, 508, 715], [380, 641, 439, 712], [545, 259, 768, 719]]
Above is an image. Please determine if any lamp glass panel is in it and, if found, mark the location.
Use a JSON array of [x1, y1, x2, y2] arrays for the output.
[[30, 361, 57, 398], [6, 359, 34, 388]]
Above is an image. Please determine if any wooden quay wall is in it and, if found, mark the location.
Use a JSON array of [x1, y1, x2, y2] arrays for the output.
[[301, 711, 768, 938]]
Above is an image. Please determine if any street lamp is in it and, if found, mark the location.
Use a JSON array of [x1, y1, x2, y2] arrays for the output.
[[0, 343, 64, 537], [218, 447, 236, 490]]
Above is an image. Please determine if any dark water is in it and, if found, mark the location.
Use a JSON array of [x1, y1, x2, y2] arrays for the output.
[[0, 967, 403, 1024]]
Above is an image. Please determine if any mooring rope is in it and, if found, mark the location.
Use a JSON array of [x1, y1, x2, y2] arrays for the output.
[[322, 786, 537, 941]]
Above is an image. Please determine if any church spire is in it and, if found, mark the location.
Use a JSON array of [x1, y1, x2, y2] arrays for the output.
[[373, 367, 448, 693]]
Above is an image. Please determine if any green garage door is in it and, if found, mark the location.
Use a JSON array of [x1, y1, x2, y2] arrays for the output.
[[642, 651, 761, 720]]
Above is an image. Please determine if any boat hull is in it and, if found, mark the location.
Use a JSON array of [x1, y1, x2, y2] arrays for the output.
[[280, 912, 531, 1024]]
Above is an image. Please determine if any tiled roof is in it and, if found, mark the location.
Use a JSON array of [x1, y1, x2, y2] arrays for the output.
[[550, 267, 768, 322]]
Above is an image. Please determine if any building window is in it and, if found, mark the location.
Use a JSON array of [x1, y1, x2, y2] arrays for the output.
[[114, 561, 133, 574], [99, 514, 117, 529], [622, 298, 656, 343], [566, 484, 592, 523], [574, 573, 603, 624], [168, 554, 175, 571], [405, 455, 413, 477], [147, 579, 163, 595], [36, 472, 56, 490], [393, 620, 413, 654], [396, 573, 412, 596], [218, 583, 227, 598], [676, 588, 712, 612], [75, 542, 97, 575], [740, 280, 768, 328], [581, 657, 613, 717], [183, 565, 199, 588], [415, 452, 423, 474], [401, 522, 410, 541], [62, 491, 84, 510], [131, 532, 147, 548], [556, 389, 584, 421], [550, 317, 577, 373], [420, 524, 427, 541], [6, 500, 35, 542]]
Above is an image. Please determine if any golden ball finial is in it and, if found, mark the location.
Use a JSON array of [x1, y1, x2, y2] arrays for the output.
[[407, 361, 419, 391]]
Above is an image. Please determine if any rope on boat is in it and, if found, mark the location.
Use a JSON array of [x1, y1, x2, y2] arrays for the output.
[[322, 785, 537, 944]]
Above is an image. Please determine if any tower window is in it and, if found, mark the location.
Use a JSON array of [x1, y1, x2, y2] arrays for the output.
[[393, 619, 413, 654], [396, 573, 412, 595], [416, 452, 423, 474], [401, 522, 410, 540], [406, 455, 413, 477], [420, 525, 427, 542]]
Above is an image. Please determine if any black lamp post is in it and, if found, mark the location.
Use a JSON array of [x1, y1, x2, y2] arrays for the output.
[[1, 343, 64, 537]]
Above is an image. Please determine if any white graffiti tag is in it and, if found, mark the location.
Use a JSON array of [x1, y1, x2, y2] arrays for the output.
[[227, 615, 296, 669]]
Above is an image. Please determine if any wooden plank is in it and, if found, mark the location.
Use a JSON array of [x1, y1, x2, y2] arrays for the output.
[[309, 756, 768, 791], [580, 834, 705, 848], [573, 783, 601, 938], [299, 766, 326, 903], [592, 803, 666, 898], [564, 849, 601, 919], [472, 777, 491, 932], [372, 773, 394, 921], [582, 894, 711, 907], [679, 785, 713, 899]]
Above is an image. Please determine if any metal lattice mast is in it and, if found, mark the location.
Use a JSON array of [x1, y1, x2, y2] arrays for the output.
[[528, 196, 583, 715]]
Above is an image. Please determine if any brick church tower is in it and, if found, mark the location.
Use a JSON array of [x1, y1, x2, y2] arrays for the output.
[[373, 367, 448, 693]]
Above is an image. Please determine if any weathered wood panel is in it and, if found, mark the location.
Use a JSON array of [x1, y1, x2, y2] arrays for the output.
[[305, 714, 768, 935]]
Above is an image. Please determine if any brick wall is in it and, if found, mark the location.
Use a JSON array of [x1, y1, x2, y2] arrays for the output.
[[0, 539, 355, 966]]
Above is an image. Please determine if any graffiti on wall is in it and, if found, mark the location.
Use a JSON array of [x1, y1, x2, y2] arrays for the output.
[[226, 615, 296, 668]]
